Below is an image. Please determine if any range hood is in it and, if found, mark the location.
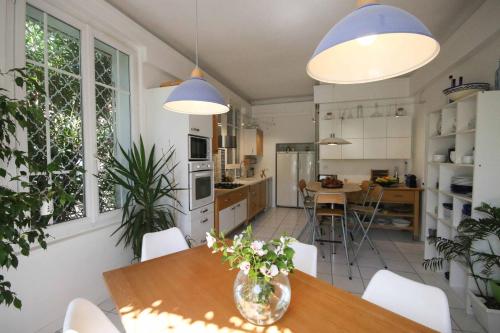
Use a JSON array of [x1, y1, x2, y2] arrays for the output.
[[218, 135, 237, 148]]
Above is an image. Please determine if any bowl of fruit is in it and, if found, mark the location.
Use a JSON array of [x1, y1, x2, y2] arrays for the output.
[[375, 176, 399, 187], [321, 177, 344, 189]]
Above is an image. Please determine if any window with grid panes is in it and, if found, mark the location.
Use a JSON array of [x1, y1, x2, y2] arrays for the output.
[[94, 39, 131, 213], [25, 5, 85, 223]]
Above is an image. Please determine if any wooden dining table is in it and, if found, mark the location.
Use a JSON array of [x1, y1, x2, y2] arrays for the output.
[[103, 246, 435, 332], [305, 181, 361, 194]]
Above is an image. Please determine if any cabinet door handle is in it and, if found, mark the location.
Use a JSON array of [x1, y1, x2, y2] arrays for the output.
[[201, 218, 209, 223], [191, 127, 200, 132], [231, 206, 236, 210], [201, 208, 208, 213], [237, 204, 241, 207]]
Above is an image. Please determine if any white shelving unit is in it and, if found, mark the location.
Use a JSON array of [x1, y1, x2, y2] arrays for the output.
[[424, 91, 500, 303]]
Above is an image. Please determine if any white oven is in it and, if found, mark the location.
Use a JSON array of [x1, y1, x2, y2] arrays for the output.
[[188, 161, 214, 211], [188, 134, 211, 161]]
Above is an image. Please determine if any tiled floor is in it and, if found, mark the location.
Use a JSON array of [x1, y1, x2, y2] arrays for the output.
[[73, 207, 485, 333]]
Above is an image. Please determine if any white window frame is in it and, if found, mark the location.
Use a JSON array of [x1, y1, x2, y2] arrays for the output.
[[16, 0, 139, 241]]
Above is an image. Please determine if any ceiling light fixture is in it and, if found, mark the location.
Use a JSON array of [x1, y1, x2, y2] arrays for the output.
[[317, 133, 351, 146], [306, 0, 440, 84], [163, 0, 229, 115]]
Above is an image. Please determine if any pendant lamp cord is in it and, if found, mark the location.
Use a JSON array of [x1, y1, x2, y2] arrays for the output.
[[195, 0, 199, 68]]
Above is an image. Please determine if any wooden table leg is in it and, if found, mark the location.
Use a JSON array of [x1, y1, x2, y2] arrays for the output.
[[413, 192, 420, 240]]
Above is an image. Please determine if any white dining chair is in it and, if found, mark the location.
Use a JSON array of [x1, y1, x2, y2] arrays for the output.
[[290, 241, 317, 277], [141, 227, 189, 262], [362, 270, 452, 333], [63, 298, 120, 333]]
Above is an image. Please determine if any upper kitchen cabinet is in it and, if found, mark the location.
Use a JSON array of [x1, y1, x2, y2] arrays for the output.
[[341, 118, 363, 139], [189, 115, 212, 138], [387, 116, 411, 137], [342, 138, 363, 159], [387, 116, 412, 159], [242, 128, 263, 156], [364, 117, 387, 138]]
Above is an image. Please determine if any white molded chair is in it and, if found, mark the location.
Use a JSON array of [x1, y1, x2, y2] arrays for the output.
[[63, 298, 120, 333], [141, 227, 189, 262], [362, 270, 452, 333], [290, 241, 317, 277]]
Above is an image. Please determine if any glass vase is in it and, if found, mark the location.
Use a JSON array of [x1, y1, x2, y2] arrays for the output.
[[233, 270, 291, 326]]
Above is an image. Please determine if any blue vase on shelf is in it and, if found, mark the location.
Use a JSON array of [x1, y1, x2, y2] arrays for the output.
[[496, 59, 500, 90]]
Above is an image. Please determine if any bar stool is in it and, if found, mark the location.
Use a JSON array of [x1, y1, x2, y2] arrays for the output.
[[313, 192, 352, 279], [349, 184, 387, 269]]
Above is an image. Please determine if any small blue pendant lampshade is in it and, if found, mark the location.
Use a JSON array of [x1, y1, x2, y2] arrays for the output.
[[307, 3, 440, 84], [163, 69, 229, 115]]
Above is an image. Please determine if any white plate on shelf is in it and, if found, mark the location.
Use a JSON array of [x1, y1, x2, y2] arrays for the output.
[[392, 218, 411, 228]]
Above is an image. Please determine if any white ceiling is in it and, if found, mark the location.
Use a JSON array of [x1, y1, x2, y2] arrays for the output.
[[105, 0, 485, 103]]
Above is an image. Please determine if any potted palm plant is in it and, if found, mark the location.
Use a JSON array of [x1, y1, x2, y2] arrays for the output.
[[423, 203, 500, 333], [101, 137, 183, 261]]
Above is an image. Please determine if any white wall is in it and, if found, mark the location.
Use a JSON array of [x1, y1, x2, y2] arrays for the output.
[[0, 1, 250, 332], [252, 101, 315, 206]]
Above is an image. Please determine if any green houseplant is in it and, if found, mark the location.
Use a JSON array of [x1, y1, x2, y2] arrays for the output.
[[0, 68, 73, 309], [424, 203, 500, 331], [101, 137, 182, 260]]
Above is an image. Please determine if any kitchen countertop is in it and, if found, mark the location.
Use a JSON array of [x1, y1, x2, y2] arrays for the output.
[[215, 176, 272, 196]]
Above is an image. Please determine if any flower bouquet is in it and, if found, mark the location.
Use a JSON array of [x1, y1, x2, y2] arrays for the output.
[[206, 226, 295, 325]]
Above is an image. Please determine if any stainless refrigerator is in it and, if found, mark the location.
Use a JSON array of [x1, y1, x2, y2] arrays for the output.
[[276, 151, 315, 207]]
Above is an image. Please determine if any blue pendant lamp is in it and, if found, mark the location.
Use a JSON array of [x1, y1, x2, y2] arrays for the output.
[[163, 0, 229, 115], [307, 0, 440, 84]]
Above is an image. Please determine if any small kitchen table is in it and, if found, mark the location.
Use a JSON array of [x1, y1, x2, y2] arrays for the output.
[[103, 246, 434, 332]]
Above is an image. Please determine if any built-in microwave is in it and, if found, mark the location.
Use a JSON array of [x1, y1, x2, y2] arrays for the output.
[[188, 134, 211, 161]]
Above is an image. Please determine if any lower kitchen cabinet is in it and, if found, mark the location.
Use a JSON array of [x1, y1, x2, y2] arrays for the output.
[[248, 181, 267, 219], [218, 199, 247, 234]]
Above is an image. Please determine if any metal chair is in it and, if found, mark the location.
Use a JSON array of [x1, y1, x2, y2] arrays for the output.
[[297, 179, 316, 242], [313, 192, 352, 279], [349, 184, 387, 268]]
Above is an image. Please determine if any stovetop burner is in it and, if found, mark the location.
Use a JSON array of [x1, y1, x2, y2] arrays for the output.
[[214, 182, 244, 189]]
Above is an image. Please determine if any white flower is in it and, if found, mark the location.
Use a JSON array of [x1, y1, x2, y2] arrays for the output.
[[233, 234, 243, 246], [251, 240, 267, 256], [260, 264, 279, 278], [239, 261, 251, 275], [206, 232, 216, 248], [280, 268, 289, 276], [275, 244, 284, 256], [227, 246, 235, 253]]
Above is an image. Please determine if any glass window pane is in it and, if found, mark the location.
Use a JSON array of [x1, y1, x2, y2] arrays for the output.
[[25, 5, 85, 224], [95, 39, 116, 86], [47, 15, 80, 74], [25, 6, 44, 63], [95, 39, 131, 213], [119, 51, 130, 91]]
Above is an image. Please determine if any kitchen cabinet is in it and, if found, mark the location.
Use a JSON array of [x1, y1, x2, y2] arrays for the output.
[[387, 137, 411, 159], [242, 128, 263, 156], [217, 198, 247, 234], [364, 138, 387, 159], [248, 180, 267, 219], [341, 138, 363, 159], [341, 118, 364, 139], [364, 117, 387, 138], [212, 115, 219, 153], [387, 116, 411, 138], [189, 115, 212, 137]]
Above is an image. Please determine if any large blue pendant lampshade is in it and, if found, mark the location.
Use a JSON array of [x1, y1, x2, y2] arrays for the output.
[[163, 68, 229, 115], [307, 0, 440, 84], [163, 0, 229, 115]]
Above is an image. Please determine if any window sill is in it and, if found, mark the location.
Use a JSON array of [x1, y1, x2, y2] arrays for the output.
[[22, 210, 123, 253]]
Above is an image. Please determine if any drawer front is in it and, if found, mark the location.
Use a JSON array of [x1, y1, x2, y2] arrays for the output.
[[217, 187, 249, 211], [191, 211, 214, 246], [382, 190, 414, 203]]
